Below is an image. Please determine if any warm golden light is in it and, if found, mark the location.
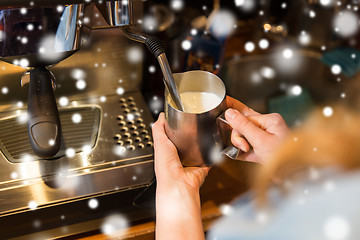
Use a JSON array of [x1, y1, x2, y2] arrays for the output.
[[264, 23, 271, 31]]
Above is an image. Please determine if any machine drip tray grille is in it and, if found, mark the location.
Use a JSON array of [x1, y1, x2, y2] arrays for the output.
[[0, 106, 100, 163]]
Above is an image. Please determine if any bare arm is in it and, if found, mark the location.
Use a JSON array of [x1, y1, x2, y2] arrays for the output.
[[152, 113, 209, 240]]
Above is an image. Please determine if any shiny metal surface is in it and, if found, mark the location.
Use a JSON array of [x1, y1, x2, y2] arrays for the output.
[[158, 53, 184, 111], [0, 4, 86, 67], [0, 22, 155, 237], [217, 112, 241, 160], [0, 3, 94, 158], [106, 0, 133, 26], [164, 70, 227, 167], [0, 93, 154, 215]]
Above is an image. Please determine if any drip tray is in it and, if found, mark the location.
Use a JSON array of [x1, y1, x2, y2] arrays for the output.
[[0, 93, 156, 239], [0, 106, 101, 163]]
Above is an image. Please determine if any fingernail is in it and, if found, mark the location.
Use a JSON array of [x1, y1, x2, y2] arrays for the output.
[[225, 108, 238, 120], [234, 136, 248, 152], [239, 145, 248, 152]]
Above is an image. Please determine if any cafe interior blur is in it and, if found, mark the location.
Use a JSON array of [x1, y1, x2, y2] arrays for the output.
[[0, 0, 359, 239]]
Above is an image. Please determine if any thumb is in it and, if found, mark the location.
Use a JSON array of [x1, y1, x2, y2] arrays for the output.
[[152, 113, 182, 172]]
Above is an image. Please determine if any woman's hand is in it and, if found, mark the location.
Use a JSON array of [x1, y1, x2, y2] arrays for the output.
[[152, 112, 210, 191], [226, 96, 291, 164], [152, 112, 210, 240]]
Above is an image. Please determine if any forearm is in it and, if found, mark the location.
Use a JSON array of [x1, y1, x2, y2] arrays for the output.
[[155, 184, 205, 240]]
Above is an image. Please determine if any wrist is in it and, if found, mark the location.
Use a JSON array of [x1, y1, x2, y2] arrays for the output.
[[156, 180, 201, 205], [155, 183, 204, 240]]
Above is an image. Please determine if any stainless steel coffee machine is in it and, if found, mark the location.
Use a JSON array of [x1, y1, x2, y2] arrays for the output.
[[0, 1, 158, 238], [0, 4, 87, 158]]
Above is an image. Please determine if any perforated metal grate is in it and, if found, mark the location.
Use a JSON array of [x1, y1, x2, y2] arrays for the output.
[[114, 96, 153, 151]]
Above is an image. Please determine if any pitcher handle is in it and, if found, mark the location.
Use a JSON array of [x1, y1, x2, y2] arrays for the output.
[[216, 112, 242, 160]]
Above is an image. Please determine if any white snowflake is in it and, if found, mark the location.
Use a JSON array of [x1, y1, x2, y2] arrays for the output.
[[323, 216, 350, 240], [289, 85, 302, 96], [170, 0, 184, 11], [250, 72, 262, 84], [21, 154, 34, 162], [57, 5, 64, 12], [82, 145, 92, 155], [38, 34, 64, 62], [127, 47, 143, 63], [324, 180, 335, 191], [48, 139, 55, 146], [309, 167, 320, 181], [320, 0, 333, 7], [59, 97, 69, 106], [100, 96, 107, 102], [28, 200, 38, 210], [208, 10, 236, 38], [113, 146, 126, 156], [17, 112, 28, 124], [148, 65, 156, 73], [245, 41, 255, 52], [235, 0, 256, 12], [88, 198, 99, 209], [117, 87, 125, 95], [323, 106, 333, 117], [260, 66, 276, 79], [299, 31, 311, 45], [1, 87, 8, 94], [127, 113, 135, 121], [309, 10, 316, 18], [282, 48, 293, 59], [101, 214, 129, 237], [83, 17, 90, 24], [331, 64, 341, 75], [143, 15, 158, 32], [256, 211, 268, 224], [333, 10, 359, 37], [19, 58, 29, 68], [190, 29, 198, 36], [33, 219, 41, 228], [219, 204, 234, 216], [11, 172, 19, 179], [20, 8, 27, 15], [258, 39, 269, 49], [181, 40, 192, 51], [149, 95, 163, 113], [235, 0, 245, 6], [76, 79, 86, 90], [21, 37, 28, 44], [66, 148, 76, 157], [72, 113, 82, 123], [209, 145, 224, 165]]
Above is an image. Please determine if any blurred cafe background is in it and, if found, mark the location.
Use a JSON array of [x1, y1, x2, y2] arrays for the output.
[[0, 0, 358, 239]]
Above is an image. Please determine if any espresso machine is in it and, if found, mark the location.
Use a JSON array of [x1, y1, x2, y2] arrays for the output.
[[0, 0, 160, 238]]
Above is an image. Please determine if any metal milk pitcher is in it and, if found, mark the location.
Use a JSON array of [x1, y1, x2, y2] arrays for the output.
[[164, 70, 239, 167]]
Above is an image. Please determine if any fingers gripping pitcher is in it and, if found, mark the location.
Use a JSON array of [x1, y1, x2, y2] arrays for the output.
[[164, 70, 239, 167]]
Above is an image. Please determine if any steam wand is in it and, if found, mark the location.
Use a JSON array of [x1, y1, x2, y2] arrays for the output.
[[120, 26, 185, 112]]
